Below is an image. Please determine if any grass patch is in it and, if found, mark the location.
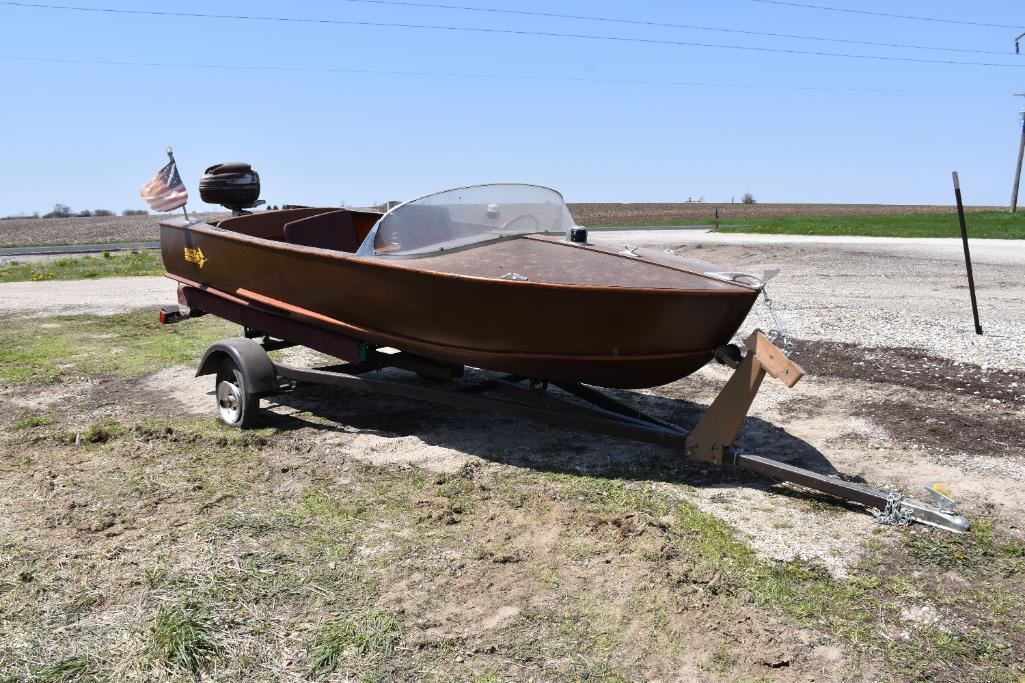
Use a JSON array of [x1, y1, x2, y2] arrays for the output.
[[670, 505, 1023, 681], [308, 610, 402, 677], [130, 418, 273, 450], [0, 251, 163, 283], [145, 602, 221, 674], [79, 422, 122, 444], [31, 655, 95, 682], [0, 309, 235, 384], [554, 474, 669, 517], [588, 211, 1025, 238], [8, 413, 53, 431], [904, 519, 995, 570], [715, 212, 1025, 239]]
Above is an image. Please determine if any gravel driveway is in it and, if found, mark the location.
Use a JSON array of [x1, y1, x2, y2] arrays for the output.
[[0, 275, 178, 316], [591, 231, 1025, 370]]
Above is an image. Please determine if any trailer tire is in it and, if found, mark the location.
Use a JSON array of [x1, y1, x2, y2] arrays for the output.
[[215, 358, 259, 428]]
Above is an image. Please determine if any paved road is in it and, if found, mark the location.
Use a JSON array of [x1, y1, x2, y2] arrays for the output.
[[588, 225, 720, 232], [0, 241, 160, 256], [592, 229, 1025, 266]]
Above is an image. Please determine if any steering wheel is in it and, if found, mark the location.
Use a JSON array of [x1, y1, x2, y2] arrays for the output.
[[496, 213, 540, 233]]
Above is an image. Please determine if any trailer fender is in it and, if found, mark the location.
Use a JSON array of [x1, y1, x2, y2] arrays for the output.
[[196, 337, 279, 395]]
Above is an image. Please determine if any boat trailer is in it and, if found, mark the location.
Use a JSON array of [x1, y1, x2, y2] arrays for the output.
[[162, 284, 969, 534]]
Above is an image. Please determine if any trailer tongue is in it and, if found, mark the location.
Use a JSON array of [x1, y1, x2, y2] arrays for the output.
[[161, 284, 969, 534]]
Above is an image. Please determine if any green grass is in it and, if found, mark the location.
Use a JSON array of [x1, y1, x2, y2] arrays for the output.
[[308, 611, 403, 677], [590, 211, 1025, 238], [8, 413, 53, 431], [0, 251, 163, 283], [0, 309, 235, 384], [145, 602, 221, 674], [717, 212, 1025, 238], [31, 655, 96, 682]]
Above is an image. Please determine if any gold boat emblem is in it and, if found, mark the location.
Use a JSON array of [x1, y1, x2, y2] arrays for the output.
[[184, 247, 207, 268]]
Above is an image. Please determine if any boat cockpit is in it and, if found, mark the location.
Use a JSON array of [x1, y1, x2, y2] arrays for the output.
[[215, 207, 383, 253], [213, 184, 577, 258]]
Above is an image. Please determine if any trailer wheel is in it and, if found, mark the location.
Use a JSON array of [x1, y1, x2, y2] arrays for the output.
[[215, 358, 259, 427]]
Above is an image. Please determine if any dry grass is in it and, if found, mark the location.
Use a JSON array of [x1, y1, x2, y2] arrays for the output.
[[3, 405, 1023, 681], [2, 311, 1024, 681]]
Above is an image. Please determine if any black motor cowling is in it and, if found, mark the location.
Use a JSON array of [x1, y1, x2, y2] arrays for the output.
[[199, 162, 261, 211]]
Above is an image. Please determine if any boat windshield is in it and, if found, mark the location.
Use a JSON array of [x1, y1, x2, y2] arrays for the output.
[[357, 183, 576, 257]]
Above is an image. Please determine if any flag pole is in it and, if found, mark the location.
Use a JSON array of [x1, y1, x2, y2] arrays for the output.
[[166, 146, 189, 221]]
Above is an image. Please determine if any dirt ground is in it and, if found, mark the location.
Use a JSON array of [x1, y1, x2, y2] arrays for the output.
[[0, 213, 225, 248], [1, 233, 1023, 681], [0, 203, 1001, 247]]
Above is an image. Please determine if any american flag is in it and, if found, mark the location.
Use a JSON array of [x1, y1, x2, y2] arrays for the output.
[[140, 159, 188, 212]]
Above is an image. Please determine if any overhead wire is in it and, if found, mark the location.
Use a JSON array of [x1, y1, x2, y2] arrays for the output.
[[328, 0, 1008, 56], [1, 1, 1024, 68], [749, 0, 1025, 30], [0, 54, 1009, 94]]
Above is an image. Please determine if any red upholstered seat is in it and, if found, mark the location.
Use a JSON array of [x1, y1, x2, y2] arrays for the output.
[[283, 210, 360, 253]]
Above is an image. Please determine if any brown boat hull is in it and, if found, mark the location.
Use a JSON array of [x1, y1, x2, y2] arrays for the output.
[[161, 221, 758, 388]]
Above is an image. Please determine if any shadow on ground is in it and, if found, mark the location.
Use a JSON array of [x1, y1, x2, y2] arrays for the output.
[[242, 368, 860, 508]]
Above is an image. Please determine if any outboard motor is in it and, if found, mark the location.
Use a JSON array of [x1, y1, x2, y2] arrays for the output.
[[199, 162, 263, 215]]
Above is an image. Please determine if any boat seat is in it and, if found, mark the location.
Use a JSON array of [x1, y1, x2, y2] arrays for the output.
[[283, 210, 359, 253]]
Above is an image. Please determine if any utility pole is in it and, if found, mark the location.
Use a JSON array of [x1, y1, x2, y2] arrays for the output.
[[1011, 31, 1025, 214], [1010, 93, 1025, 213]]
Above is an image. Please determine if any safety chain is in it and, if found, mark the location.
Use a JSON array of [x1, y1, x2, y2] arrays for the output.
[[760, 283, 791, 357], [872, 492, 913, 526]]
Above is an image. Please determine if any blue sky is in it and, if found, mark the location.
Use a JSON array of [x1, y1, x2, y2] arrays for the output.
[[0, 0, 1023, 215]]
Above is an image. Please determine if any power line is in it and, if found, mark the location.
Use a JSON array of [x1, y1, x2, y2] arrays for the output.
[[329, 0, 1008, 56], [2, 2, 1024, 68], [750, 0, 1025, 30], [0, 54, 1008, 94]]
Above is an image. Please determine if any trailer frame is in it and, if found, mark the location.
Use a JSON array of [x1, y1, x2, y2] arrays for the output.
[[162, 283, 969, 533]]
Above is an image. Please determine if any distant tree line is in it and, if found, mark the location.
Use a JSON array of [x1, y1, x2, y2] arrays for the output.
[[1, 204, 151, 220]]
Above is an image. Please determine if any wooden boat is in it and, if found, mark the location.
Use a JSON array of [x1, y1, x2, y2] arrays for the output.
[[158, 182, 972, 533], [160, 183, 761, 388]]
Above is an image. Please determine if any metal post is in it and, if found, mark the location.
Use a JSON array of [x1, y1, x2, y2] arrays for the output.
[[1010, 96, 1025, 214], [166, 146, 189, 221], [952, 172, 983, 335]]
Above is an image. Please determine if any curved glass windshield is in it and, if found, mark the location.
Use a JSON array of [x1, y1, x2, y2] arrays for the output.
[[357, 184, 576, 257]]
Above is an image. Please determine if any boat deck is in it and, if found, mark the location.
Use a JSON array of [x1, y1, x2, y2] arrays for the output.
[[401, 234, 745, 290]]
